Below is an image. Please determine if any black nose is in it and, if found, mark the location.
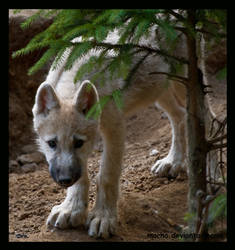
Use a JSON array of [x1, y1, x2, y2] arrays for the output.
[[58, 177, 72, 186]]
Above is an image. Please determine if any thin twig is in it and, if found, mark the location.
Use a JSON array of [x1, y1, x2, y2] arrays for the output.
[[206, 180, 226, 187], [173, 26, 187, 34], [207, 134, 227, 144], [195, 193, 219, 242], [196, 190, 205, 235], [209, 117, 227, 139], [167, 9, 187, 23], [209, 143, 227, 151]]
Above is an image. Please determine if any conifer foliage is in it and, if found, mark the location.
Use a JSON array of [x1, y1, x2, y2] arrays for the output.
[[12, 9, 227, 240], [12, 9, 226, 109]]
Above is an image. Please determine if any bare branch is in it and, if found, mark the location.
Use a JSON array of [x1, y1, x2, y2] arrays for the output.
[[209, 117, 227, 139], [207, 134, 227, 144], [167, 9, 186, 23], [196, 192, 221, 241], [206, 180, 226, 187], [209, 143, 227, 151], [195, 28, 226, 38], [173, 26, 187, 34]]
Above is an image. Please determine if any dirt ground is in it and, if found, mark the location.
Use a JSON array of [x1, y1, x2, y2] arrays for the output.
[[8, 11, 227, 242]]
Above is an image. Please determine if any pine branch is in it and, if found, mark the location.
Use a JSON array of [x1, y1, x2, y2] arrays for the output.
[[20, 10, 47, 29], [73, 55, 100, 83], [72, 40, 189, 65], [27, 46, 58, 75], [64, 42, 92, 70], [118, 16, 140, 44], [149, 71, 188, 86], [124, 51, 151, 89]]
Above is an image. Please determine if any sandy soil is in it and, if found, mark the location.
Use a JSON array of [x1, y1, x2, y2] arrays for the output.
[[9, 105, 190, 242], [9, 11, 227, 242]]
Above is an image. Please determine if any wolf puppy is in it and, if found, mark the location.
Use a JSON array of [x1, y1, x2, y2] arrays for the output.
[[32, 31, 191, 238]]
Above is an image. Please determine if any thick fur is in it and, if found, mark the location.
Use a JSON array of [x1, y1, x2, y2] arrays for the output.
[[32, 30, 207, 238]]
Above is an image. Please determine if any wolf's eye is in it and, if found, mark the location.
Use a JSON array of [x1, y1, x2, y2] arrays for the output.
[[74, 139, 84, 149], [47, 139, 57, 149]]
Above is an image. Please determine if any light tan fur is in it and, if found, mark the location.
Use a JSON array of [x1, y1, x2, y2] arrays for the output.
[[32, 30, 210, 238]]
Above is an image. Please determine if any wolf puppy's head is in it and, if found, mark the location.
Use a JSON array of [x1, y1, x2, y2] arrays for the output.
[[32, 81, 98, 187]]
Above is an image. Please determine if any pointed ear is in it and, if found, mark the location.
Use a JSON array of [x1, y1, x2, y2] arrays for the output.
[[74, 80, 99, 116], [33, 83, 60, 116]]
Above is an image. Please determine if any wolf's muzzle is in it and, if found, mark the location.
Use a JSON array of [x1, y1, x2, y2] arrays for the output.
[[49, 158, 82, 188]]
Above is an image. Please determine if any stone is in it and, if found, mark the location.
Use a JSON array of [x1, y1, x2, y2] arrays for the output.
[[149, 149, 159, 156], [17, 152, 45, 165], [21, 163, 37, 173], [20, 144, 37, 154], [9, 160, 20, 173]]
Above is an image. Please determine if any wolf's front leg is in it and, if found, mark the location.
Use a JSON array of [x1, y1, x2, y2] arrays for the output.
[[87, 104, 125, 239], [47, 171, 89, 229]]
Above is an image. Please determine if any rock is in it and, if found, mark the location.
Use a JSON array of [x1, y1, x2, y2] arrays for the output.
[[20, 144, 37, 154], [160, 112, 167, 119], [176, 172, 187, 181], [129, 115, 137, 121], [17, 152, 45, 165], [149, 149, 159, 156], [19, 212, 30, 220], [9, 160, 19, 173], [140, 176, 145, 181], [9, 227, 15, 234], [21, 163, 37, 173], [15, 233, 28, 238], [137, 183, 144, 190], [142, 203, 150, 210]]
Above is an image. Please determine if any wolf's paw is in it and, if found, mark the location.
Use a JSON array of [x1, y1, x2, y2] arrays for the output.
[[86, 209, 116, 239], [151, 156, 186, 178], [46, 200, 87, 229]]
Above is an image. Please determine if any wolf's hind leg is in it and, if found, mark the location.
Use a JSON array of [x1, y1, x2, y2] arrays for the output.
[[151, 87, 187, 178]]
